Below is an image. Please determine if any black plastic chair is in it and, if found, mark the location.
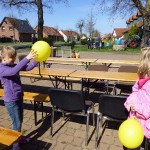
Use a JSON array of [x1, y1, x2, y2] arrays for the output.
[[48, 88, 95, 146], [95, 94, 129, 147], [83, 65, 109, 93], [144, 138, 150, 150], [114, 65, 138, 95]]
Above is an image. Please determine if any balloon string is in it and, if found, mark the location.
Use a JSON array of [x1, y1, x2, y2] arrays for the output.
[[129, 108, 136, 119]]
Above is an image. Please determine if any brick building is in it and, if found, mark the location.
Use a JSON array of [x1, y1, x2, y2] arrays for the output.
[[0, 17, 35, 42]]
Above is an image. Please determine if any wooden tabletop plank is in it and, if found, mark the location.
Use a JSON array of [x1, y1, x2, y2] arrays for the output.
[[20, 67, 76, 77], [69, 70, 138, 82], [96, 59, 139, 65], [46, 57, 97, 63], [0, 127, 22, 147]]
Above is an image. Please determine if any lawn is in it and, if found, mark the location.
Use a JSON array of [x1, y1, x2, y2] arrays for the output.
[[73, 45, 141, 54], [0, 42, 141, 54]]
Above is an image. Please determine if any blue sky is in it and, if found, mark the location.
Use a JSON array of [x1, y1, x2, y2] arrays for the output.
[[0, 0, 127, 36]]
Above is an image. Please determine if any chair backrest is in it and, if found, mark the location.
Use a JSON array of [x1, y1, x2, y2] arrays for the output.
[[118, 65, 138, 73], [88, 65, 109, 71], [98, 94, 129, 121], [48, 88, 86, 112]]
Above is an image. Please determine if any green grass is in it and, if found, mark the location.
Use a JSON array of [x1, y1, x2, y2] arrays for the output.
[[0, 42, 141, 54], [74, 45, 140, 54]]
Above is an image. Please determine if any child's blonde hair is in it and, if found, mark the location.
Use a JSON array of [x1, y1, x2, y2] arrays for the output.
[[138, 47, 150, 78], [1, 46, 16, 58]]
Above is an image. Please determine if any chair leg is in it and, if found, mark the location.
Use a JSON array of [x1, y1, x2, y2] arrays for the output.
[[85, 113, 90, 146], [92, 106, 95, 126], [95, 112, 100, 148], [144, 138, 149, 150], [113, 82, 117, 95], [51, 107, 54, 136]]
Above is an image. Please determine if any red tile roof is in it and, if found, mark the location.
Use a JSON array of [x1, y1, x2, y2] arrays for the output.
[[43, 26, 62, 36], [126, 20, 130, 24], [114, 28, 128, 37], [61, 30, 79, 37], [136, 11, 142, 17], [132, 15, 138, 20], [102, 33, 112, 39], [129, 17, 133, 22]]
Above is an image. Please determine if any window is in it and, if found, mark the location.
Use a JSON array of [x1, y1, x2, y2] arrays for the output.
[[9, 26, 13, 31], [2, 26, 5, 31]]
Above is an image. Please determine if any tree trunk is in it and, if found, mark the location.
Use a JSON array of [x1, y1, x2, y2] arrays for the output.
[[37, 0, 43, 39], [140, 8, 150, 47]]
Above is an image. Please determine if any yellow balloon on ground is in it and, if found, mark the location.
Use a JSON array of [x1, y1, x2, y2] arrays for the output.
[[32, 41, 51, 62], [118, 118, 144, 149]]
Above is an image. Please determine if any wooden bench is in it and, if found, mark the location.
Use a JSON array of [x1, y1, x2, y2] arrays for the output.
[[0, 127, 22, 150], [0, 89, 50, 126], [44, 60, 83, 68]]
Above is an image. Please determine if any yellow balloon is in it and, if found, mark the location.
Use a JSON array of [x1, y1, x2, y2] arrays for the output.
[[32, 41, 51, 62], [118, 118, 144, 149]]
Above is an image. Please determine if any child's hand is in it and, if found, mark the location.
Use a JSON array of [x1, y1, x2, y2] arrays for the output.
[[26, 50, 38, 60], [127, 104, 136, 112]]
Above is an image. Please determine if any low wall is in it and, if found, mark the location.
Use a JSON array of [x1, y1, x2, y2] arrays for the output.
[[112, 45, 127, 51]]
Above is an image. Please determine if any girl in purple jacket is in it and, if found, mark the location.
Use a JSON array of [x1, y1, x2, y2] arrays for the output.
[[0, 46, 37, 150], [124, 47, 150, 150]]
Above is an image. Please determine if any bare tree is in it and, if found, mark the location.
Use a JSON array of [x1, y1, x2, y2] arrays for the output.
[[0, 0, 68, 39], [76, 19, 85, 36], [93, 29, 101, 38], [94, 0, 150, 47], [86, 10, 96, 38]]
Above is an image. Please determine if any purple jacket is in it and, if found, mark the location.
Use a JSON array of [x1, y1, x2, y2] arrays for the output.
[[0, 58, 37, 102]]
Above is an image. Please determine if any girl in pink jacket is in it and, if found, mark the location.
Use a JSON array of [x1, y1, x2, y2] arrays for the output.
[[124, 48, 150, 149]]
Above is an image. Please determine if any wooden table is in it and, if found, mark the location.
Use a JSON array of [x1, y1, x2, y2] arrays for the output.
[[69, 70, 138, 82], [69, 70, 138, 93], [0, 127, 22, 149], [96, 59, 139, 68], [20, 67, 76, 88], [45, 57, 98, 70]]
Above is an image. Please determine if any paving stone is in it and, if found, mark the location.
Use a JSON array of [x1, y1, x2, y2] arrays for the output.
[[74, 130, 86, 138], [82, 140, 97, 150], [97, 143, 109, 150], [72, 137, 84, 147], [67, 122, 82, 130], [100, 134, 115, 145], [109, 145, 124, 150], [64, 144, 82, 150], [57, 134, 74, 143], [65, 127, 76, 136], [52, 142, 67, 150]]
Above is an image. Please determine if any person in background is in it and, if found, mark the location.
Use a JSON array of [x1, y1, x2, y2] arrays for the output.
[[0, 46, 38, 150], [87, 37, 92, 49], [124, 47, 150, 150]]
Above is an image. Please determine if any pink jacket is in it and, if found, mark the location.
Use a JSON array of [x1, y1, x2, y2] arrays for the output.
[[124, 77, 150, 138]]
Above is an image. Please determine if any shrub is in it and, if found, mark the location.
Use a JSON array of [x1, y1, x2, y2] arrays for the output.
[[80, 39, 87, 45], [63, 41, 76, 49], [37, 36, 54, 46], [0, 37, 12, 43]]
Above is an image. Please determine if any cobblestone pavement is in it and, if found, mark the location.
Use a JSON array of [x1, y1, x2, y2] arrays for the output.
[[0, 51, 140, 150]]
